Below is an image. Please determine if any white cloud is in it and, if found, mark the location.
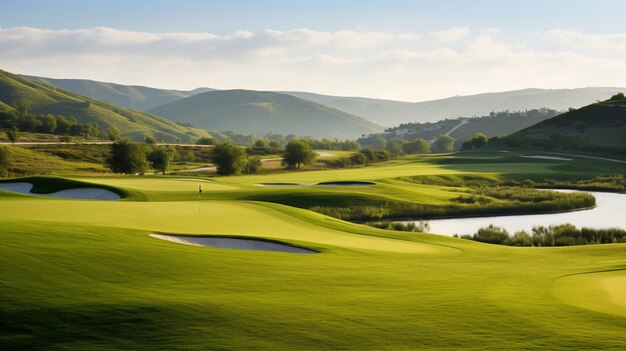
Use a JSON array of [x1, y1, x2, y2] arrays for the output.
[[428, 27, 470, 43], [0, 26, 625, 101]]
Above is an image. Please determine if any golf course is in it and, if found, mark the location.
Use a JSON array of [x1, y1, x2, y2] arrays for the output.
[[1, 150, 625, 350]]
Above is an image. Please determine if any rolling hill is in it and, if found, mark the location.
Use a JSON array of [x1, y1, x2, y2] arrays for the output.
[[365, 108, 561, 149], [0, 70, 213, 142], [27, 75, 215, 111], [285, 88, 626, 127], [148, 89, 384, 138], [27, 75, 624, 130], [493, 95, 626, 158]]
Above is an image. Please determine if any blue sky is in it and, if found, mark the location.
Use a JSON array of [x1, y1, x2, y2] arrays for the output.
[[1, 0, 625, 100], [3, 0, 626, 34]]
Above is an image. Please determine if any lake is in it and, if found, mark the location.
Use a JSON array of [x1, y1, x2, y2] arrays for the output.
[[401, 190, 626, 236]]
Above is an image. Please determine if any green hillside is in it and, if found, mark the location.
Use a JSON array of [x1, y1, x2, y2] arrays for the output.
[[149, 89, 384, 138], [494, 96, 626, 158], [0, 70, 212, 142], [27, 75, 215, 111]]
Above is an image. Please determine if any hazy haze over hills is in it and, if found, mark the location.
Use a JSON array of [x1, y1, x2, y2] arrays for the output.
[[27, 76, 215, 112], [148, 89, 384, 139], [25, 75, 625, 130], [286, 88, 626, 127]]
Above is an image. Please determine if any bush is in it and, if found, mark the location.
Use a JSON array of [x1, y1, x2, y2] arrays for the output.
[[473, 224, 509, 244]]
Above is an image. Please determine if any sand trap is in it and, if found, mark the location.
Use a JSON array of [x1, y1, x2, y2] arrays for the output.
[[255, 181, 375, 187], [316, 181, 375, 187], [150, 234, 318, 254], [316, 151, 335, 157], [0, 182, 120, 200], [255, 183, 308, 187], [521, 155, 573, 161]]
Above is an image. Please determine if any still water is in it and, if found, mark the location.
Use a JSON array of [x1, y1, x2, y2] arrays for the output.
[[402, 190, 626, 236]]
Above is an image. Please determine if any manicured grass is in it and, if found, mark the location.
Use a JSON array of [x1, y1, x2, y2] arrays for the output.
[[1, 150, 626, 350]]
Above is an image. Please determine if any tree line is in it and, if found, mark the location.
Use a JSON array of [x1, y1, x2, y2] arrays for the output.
[[106, 138, 320, 175], [456, 223, 626, 246], [0, 110, 103, 140]]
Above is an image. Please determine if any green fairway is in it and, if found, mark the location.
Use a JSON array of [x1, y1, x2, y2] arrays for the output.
[[1, 151, 626, 350]]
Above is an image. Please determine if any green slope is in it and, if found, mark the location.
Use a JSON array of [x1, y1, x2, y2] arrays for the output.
[[494, 99, 626, 158], [27, 75, 215, 111], [149, 89, 384, 139], [0, 70, 212, 142]]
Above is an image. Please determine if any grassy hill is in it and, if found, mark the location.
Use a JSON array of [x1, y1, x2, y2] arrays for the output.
[[286, 88, 626, 127], [0, 70, 213, 142], [493, 96, 626, 158], [27, 75, 215, 111], [149, 89, 384, 139]]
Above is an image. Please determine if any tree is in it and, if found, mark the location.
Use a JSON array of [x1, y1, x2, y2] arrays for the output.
[[106, 141, 150, 174], [148, 146, 177, 175], [373, 137, 387, 150], [211, 141, 246, 176], [106, 127, 121, 141], [386, 137, 405, 156], [470, 133, 488, 149], [402, 138, 431, 154], [59, 135, 72, 143], [42, 114, 57, 134], [461, 140, 473, 150], [244, 156, 262, 174], [0, 146, 9, 177], [145, 135, 157, 145], [196, 136, 217, 145], [254, 139, 269, 149], [6, 128, 18, 145], [283, 140, 316, 169], [432, 135, 455, 153]]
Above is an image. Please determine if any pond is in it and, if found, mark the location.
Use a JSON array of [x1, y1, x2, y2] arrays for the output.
[[400, 190, 626, 236]]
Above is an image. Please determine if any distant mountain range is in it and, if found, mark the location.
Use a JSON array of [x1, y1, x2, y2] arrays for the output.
[[0, 70, 212, 142], [18, 73, 626, 138], [285, 88, 626, 126], [493, 96, 626, 158], [149, 89, 383, 139], [27, 76, 215, 111]]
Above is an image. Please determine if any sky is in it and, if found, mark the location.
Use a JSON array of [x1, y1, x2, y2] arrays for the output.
[[1, 0, 625, 101]]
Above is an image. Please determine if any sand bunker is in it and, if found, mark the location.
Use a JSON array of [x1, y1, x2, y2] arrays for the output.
[[521, 155, 573, 161], [0, 182, 120, 200], [316, 181, 375, 187], [256, 181, 375, 187], [150, 234, 318, 254], [255, 183, 308, 187]]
